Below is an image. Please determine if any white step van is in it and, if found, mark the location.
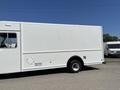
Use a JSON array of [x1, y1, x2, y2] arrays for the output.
[[0, 21, 104, 74]]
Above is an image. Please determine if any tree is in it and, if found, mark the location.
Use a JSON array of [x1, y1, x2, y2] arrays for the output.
[[103, 33, 119, 42]]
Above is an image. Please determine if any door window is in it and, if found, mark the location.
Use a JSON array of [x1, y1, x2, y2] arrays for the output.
[[0, 33, 17, 48]]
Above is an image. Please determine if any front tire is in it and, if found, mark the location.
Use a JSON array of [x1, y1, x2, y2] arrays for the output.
[[68, 60, 82, 73]]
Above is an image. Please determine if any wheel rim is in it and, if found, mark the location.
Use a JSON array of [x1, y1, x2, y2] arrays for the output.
[[72, 63, 80, 71]]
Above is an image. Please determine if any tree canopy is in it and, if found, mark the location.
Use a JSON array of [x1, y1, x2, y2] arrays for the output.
[[103, 33, 119, 42]]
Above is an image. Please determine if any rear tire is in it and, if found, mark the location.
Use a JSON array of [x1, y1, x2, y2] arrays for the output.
[[67, 60, 83, 73]]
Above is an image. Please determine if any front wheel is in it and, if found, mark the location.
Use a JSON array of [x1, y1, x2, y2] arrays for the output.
[[67, 60, 83, 73]]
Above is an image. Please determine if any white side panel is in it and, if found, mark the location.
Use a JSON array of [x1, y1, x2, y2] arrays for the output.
[[22, 51, 103, 71], [22, 23, 103, 52], [21, 23, 103, 70]]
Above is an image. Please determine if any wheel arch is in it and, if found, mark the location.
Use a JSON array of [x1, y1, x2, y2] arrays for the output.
[[67, 55, 84, 67]]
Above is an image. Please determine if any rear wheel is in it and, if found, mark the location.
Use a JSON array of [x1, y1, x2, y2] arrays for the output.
[[68, 60, 83, 73]]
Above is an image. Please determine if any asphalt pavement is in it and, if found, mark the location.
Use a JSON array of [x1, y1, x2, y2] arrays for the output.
[[0, 58, 120, 90]]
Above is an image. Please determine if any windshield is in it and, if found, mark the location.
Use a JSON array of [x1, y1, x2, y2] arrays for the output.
[[108, 44, 120, 49]]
